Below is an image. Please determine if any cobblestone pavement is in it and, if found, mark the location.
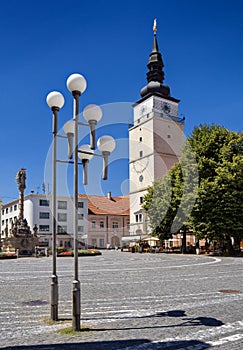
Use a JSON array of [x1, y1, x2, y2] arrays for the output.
[[0, 251, 243, 349]]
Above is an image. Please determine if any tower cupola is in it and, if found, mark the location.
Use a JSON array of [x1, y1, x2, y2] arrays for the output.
[[140, 19, 171, 99]]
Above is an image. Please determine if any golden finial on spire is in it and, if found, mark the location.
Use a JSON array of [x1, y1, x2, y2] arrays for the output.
[[153, 18, 157, 34]]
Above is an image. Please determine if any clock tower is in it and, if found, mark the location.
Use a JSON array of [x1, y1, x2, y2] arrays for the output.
[[129, 20, 185, 236]]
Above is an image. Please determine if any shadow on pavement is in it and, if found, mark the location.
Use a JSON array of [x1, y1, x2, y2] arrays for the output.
[[2, 339, 211, 350], [81, 309, 224, 331], [181, 316, 224, 327], [151, 310, 187, 318]]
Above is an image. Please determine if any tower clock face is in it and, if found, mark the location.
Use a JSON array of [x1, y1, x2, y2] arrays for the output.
[[162, 102, 171, 114], [133, 158, 149, 173], [139, 104, 147, 116]]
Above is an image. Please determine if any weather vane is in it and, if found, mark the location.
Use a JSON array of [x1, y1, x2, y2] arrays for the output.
[[153, 18, 157, 34]]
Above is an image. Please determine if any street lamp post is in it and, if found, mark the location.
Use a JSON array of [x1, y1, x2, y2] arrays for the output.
[[46, 73, 115, 331], [46, 91, 65, 321], [66, 74, 86, 331]]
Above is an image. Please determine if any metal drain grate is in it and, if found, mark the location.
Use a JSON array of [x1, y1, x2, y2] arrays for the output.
[[218, 289, 242, 294]]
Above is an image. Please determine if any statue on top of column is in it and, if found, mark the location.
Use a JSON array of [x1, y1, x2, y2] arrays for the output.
[[15, 168, 26, 192]]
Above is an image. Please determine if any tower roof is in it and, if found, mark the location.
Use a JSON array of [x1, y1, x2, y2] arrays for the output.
[[140, 19, 171, 99]]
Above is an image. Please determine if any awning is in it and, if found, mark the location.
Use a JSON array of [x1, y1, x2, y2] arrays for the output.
[[142, 237, 160, 241], [122, 235, 147, 243]]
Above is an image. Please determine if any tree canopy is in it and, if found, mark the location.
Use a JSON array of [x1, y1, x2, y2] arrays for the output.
[[143, 124, 243, 248]]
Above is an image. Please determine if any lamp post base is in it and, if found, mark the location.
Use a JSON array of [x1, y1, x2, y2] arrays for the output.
[[72, 279, 81, 331], [51, 274, 58, 321]]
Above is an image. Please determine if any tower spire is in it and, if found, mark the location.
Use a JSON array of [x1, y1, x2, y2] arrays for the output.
[[153, 18, 157, 34], [140, 19, 171, 99]]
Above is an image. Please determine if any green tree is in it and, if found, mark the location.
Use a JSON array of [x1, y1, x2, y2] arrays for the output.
[[143, 124, 243, 254], [191, 126, 243, 252], [143, 139, 199, 251]]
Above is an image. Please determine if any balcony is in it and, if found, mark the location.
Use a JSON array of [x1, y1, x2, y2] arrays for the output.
[[129, 111, 185, 129]]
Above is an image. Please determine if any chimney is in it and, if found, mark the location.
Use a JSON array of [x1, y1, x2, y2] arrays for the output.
[[107, 192, 112, 200]]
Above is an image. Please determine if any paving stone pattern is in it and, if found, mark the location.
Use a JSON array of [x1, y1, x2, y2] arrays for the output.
[[0, 251, 243, 349]]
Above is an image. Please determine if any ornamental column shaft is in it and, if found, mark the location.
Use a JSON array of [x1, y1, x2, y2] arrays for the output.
[[15, 168, 26, 221]]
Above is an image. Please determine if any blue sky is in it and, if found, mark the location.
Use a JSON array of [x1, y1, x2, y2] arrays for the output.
[[0, 0, 242, 202]]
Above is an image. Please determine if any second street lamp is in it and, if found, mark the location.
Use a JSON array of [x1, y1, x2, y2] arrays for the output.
[[83, 104, 102, 149], [46, 90, 65, 322], [98, 135, 116, 180], [46, 73, 115, 331]]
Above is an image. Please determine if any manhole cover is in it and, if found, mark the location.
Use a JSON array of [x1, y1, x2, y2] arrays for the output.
[[218, 290, 242, 294], [22, 300, 49, 306]]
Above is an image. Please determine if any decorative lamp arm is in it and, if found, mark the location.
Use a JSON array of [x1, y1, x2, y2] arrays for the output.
[[82, 159, 89, 185], [66, 133, 74, 159], [102, 151, 110, 180], [88, 120, 97, 150]]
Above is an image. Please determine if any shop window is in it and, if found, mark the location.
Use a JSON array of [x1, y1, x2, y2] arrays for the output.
[[39, 225, 49, 232]]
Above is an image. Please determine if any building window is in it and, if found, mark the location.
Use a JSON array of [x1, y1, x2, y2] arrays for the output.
[[78, 226, 84, 232], [6, 219, 8, 225], [39, 225, 50, 232], [139, 150, 143, 158], [100, 221, 104, 228], [112, 221, 119, 229], [126, 220, 130, 229], [91, 221, 96, 228], [10, 206, 13, 212], [139, 137, 143, 142], [78, 213, 84, 220], [92, 238, 97, 247], [135, 214, 142, 223], [14, 204, 17, 211], [6, 208, 8, 214], [167, 134, 172, 139], [58, 225, 67, 233], [58, 213, 67, 222], [78, 202, 84, 208], [1, 220, 4, 226], [39, 212, 50, 219], [58, 200, 67, 209], [140, 197, 143, 205], [99, 239, 104, 247], [2, 209, 4, 215], [39, 199, 49, 207]]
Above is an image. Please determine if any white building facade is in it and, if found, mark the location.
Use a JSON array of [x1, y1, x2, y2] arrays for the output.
[[1, 194, 88, 249], [129, 26, 185, 237]]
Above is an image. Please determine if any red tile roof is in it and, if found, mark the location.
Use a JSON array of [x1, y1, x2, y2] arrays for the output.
[[79, 194, 129, 216]]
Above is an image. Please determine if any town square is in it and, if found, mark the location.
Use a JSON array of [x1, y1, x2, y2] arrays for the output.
[[0, 0, 242, 349], [1, 251, 243, 349]]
